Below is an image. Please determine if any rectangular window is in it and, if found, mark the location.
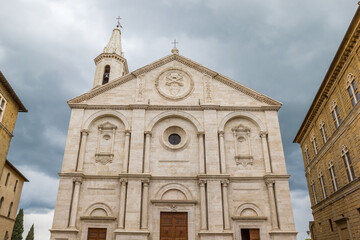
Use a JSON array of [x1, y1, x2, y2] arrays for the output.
[[0, 93, 6, 122], [335, 106, 341, 124], [328, 219, 334, 232]]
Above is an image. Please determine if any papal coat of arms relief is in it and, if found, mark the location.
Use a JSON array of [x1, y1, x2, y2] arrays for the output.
[[155, 69, 194, 100]]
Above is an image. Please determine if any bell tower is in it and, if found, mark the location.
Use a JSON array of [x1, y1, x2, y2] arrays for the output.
[[93, 26, 128, 88]]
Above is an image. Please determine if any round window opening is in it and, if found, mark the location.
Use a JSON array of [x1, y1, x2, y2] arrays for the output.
[[168, 133, 181, 145]]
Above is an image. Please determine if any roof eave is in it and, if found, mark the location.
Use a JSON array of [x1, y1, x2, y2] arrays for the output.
[[0, 71, 28, 112]]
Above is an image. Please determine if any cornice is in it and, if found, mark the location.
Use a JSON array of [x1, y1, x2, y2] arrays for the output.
[[58, 172, 290, 181], [68, 103, 281, 112], [68, 54, 281, 107], [312, 178, 360, 213], [294, 6, 360, 143], [0, 122, 13, 138]]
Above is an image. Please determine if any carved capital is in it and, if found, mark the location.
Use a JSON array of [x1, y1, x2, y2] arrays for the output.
[[265, 179, 275, 187], [197, 131, 205, 137], [218, 131, 225, 137], [221, 180, 229, 187], [259, 131, 268, 138], [73, 177, 83, 184], [145, 131, 152, 137], [199, 179, 207, 186], [141, 179, 150, 186], [81, 129, 89, 136], [125, 130, 131, 136], [120, 178, 128, 184]]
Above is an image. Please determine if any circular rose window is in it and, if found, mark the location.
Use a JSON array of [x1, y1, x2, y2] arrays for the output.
[[161, 126, 189, 150], [168, 133, 181, 145]]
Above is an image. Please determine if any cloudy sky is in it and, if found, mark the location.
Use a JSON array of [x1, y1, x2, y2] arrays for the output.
[[1, 0, 357, 239]]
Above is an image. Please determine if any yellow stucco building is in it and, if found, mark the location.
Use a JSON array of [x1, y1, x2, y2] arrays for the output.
[[0, 71, 28, 239], [294, 4, 360, 240]]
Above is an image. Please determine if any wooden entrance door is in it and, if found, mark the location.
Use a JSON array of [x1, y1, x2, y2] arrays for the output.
[[160, 212, 188, 240], [87, 228, 106, 240], [241, 229, 260, 240]]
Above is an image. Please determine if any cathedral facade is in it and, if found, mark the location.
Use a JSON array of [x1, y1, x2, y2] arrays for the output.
[[50, 27, 297, 240]]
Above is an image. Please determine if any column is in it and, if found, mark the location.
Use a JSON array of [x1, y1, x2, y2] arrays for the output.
[[260, 131, 272, 173], [141, 179, 150, 229], [218, 131, 227, 174], [122, 130, 131, 173], [143, 131, 152, 173], [266, 179, 279, 230], [69, 177, 82, 228], [77, 130, 89, 172], [221, 180, 230, 230], [198, 132, 205, 174], [118, 178, 127, 228], [199, 180, 207, 230]]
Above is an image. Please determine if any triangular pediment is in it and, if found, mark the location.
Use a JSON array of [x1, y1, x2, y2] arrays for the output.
[[68, 54, 281, 107]]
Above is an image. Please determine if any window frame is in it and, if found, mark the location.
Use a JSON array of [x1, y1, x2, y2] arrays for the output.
[[330, 100, 341, 129], [319, 121, 328, 144], [318, 171, 327, 200], [4, 173, 10, 186], [311, 135, 318, 155], [304, 145, 310, 165], [346, 73, 360, 107], [342, 145, 356, 182], [0, 92, 6, 122], [328, 160, 338, 192], [311, 180, 318, 204]]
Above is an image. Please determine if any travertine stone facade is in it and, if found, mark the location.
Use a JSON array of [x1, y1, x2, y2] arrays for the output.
[[0, 72, 27, 240], [294, 4, 360, 240], [50, 27, 297, 240]]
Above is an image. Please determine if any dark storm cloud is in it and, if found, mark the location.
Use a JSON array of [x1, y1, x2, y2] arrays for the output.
[[0, 0, 357, 238]]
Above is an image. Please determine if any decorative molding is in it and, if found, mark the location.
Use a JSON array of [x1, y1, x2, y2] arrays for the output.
[[231, 216, 267, 221], [69, 103, 281, 112], [73, 177, 83, 184], [68, 54, 281, 106], [80, 216, 116, 221]]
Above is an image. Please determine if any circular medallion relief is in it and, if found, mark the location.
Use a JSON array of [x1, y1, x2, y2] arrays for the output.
[[155, 69, 194, 100]]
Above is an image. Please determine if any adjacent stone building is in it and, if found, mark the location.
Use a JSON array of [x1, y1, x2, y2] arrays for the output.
[[50, 26, 297, 240], [0, 71, 28, 240], [294, 4, 360, 240]]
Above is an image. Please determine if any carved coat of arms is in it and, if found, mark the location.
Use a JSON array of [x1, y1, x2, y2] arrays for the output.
[[155, 69, 193, 100]]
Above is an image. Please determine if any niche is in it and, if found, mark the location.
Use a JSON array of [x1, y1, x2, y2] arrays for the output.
[[95, 121, 117, 164], [232, 124, 253, 167]]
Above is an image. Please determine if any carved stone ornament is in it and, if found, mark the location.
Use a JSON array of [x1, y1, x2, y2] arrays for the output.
[[170, 205, 178, 212], [73, 177, 83, 184], [155, 68, 194, 100], [95, 153, 114, 165], [235, 156, 253, 167]]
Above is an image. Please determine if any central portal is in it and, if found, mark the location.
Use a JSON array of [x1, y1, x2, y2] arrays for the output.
[[160, 212, 188, 240]]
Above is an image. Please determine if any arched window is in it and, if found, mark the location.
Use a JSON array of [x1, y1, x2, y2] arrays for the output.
[[102, 65, 110, 84], [330, 100, 341, 129], [5, 173, 10, 186], [13, 180, 18, 192], [328, 160, 338, 192], [311, 135, 318, 155], [4, 231, 9, 240], [346, 73, 360, 107], [304, 145, 310, 165], [7, 202, 13, 217], [319, 120, 328, 144], [342, 145, 355, 182], [0, 197, 4, 209], [318, 171, 327, 199], [311, 180, 317, 204]]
